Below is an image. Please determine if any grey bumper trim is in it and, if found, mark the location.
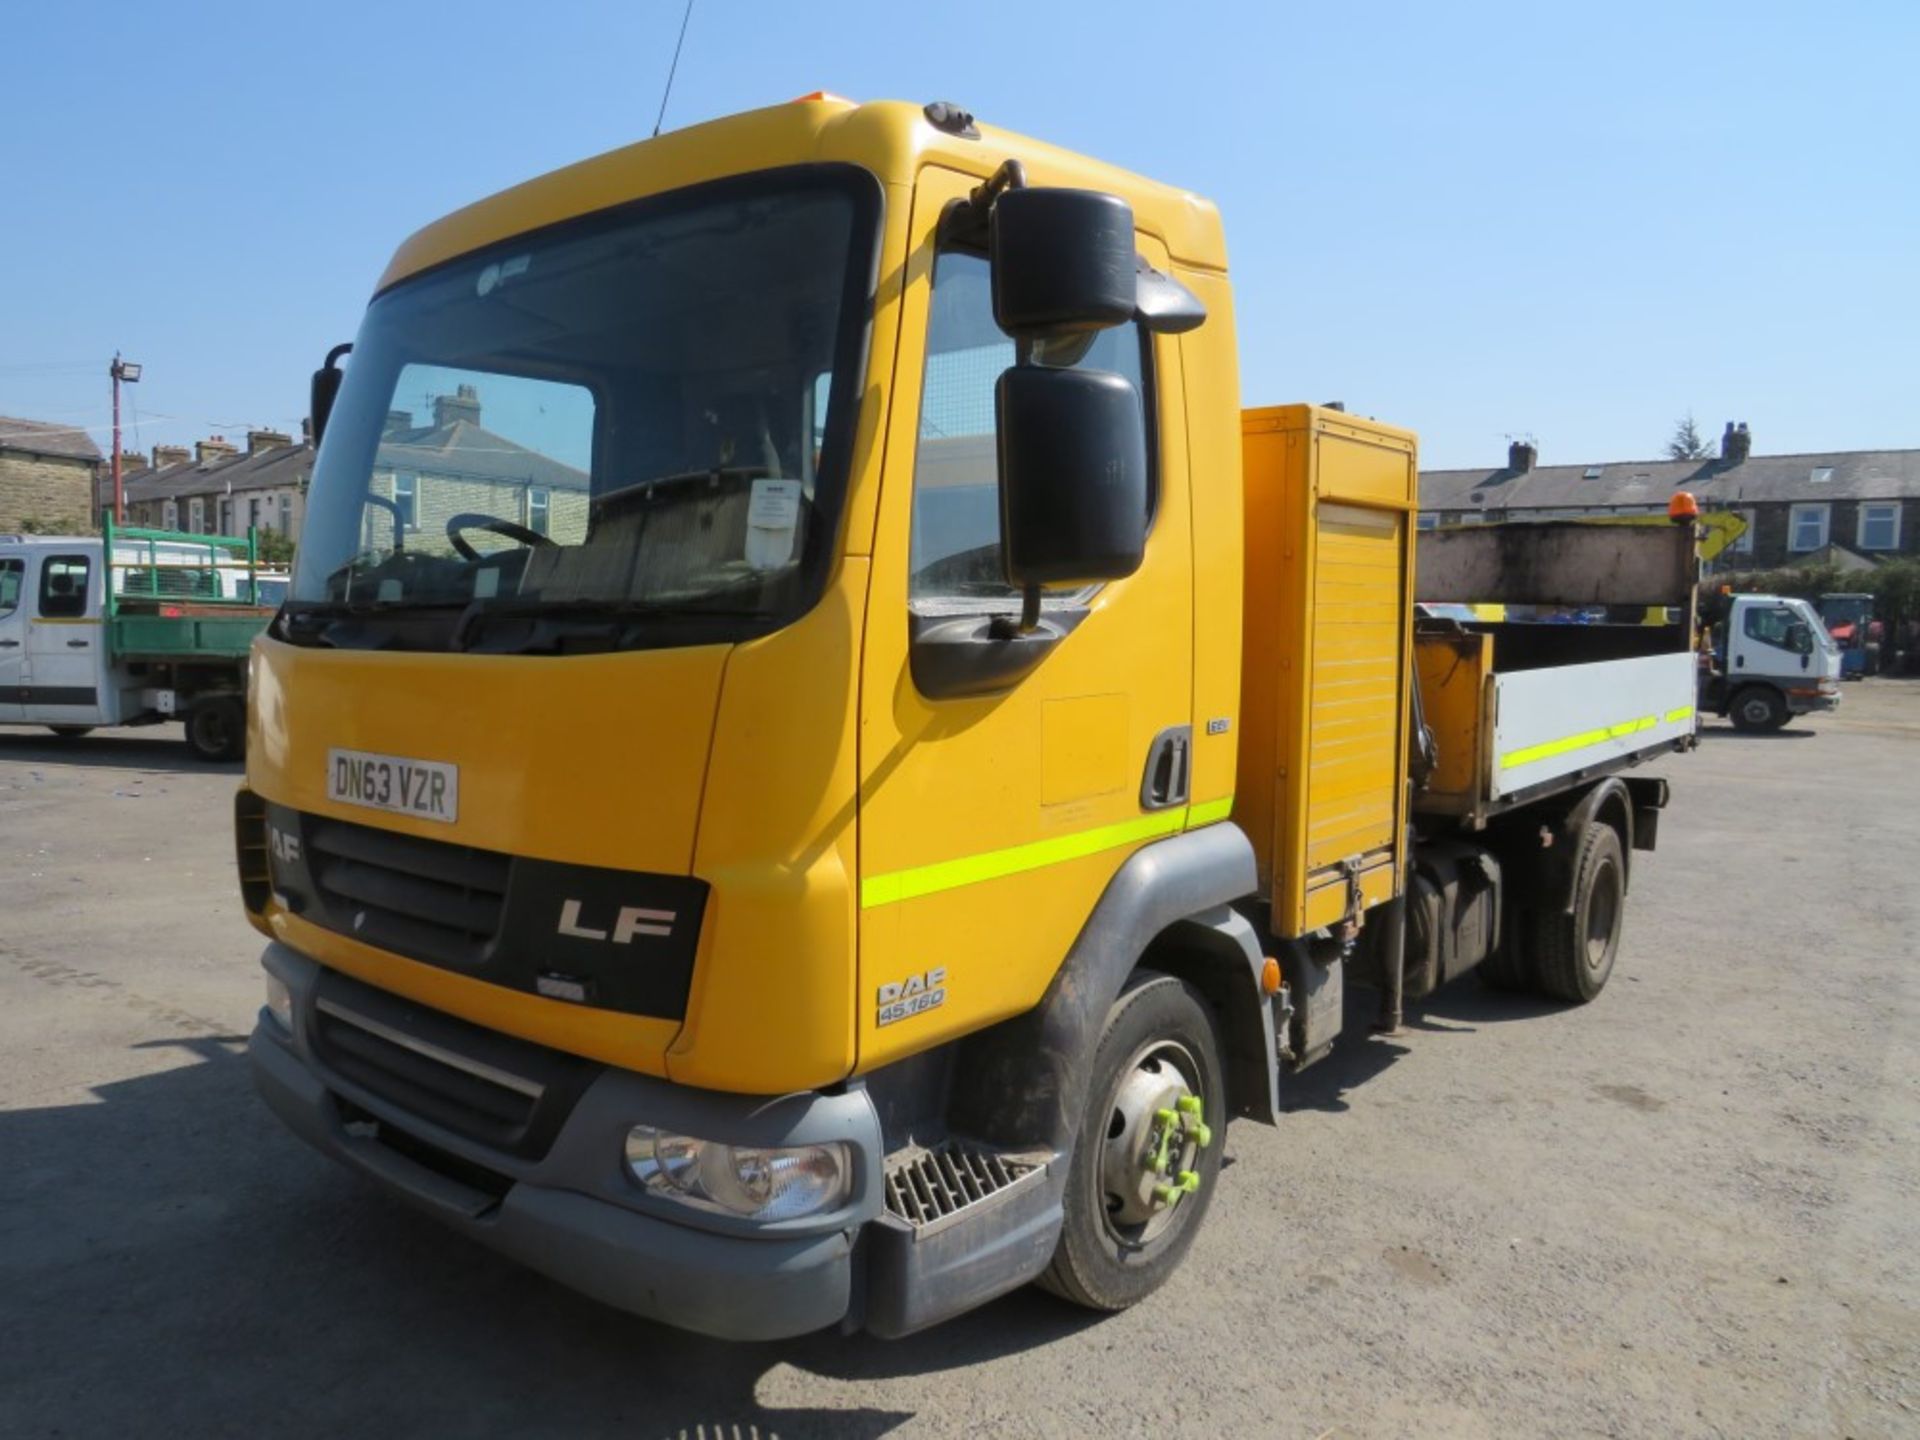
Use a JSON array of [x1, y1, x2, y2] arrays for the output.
[[251, 945, 879, 1340]]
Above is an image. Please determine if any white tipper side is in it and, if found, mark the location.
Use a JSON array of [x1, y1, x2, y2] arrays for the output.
[[1490, 651, 1697, 798]]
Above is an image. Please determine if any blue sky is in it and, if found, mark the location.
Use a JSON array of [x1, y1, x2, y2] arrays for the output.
[[2, 0, 1915, 470]]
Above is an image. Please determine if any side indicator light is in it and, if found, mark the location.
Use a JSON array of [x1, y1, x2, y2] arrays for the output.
[[1260, 957, 1282, 995]]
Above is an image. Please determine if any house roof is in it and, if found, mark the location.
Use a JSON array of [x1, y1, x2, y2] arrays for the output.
[[0, 415, 102, 463], [1421, 448, 1920, 512], [125, 443, 312, 503], [376, 418, 590, 491]]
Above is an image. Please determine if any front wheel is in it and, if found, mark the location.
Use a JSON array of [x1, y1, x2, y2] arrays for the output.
[[1038, 973, 1227, 1312], [1730, 686, 1787, 733], [184, 695, 245, 762], [46, 725, 94, 740]]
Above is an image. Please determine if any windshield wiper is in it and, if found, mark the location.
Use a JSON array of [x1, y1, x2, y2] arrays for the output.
[[450, 595, 765, 651]]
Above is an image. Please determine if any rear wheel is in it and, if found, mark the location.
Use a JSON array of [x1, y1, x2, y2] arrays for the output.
[[1730, 686, 1787, 733], [45, 725, 94, 740], [1038, 973, 1227, 1312], [184, 695, 245, 762], [1527, 822, 1625, 1004]]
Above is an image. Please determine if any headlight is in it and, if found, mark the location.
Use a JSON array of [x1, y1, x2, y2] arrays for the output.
[[264, 973, 294, 1032], [624, 1126, 850, 1221]]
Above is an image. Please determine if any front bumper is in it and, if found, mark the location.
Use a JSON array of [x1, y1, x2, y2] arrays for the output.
[[249, 944, 883, 1340], [1787, 690, 1840, 715]]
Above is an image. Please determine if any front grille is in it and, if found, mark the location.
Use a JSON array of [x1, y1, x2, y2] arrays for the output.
[[305, 816, 510, 968], [884, 1142, 1042, 1230], [306, 968, 597, 1161], [234, 789, 272, 914]]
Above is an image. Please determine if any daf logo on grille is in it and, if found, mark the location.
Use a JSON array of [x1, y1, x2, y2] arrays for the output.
[[555, 899, 676, 944]]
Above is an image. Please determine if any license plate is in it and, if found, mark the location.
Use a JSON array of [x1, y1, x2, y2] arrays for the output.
[[326, 748, 458, 824]]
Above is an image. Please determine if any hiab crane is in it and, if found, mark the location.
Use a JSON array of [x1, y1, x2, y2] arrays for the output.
[[240, 96, 1697, 1337]]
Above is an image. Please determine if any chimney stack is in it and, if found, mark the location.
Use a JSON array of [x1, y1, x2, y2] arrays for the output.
[[1721, 421, 1751, 465], [195, 436, 238, 467], [1507, 439, 1537, 473], [432, 384, 481, 430], [246, 428, 292, 456], [151, 444, 190, 469], [383, 408, 415, 437]]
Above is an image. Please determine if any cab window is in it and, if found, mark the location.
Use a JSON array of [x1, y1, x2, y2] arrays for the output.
[[907, 248, 1152, 611], [1743, 603, 1808, 653], [38, 555, 91, 618], [0, 557, 23, 616]]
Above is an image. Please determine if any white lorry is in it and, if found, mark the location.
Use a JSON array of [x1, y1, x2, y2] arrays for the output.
[[0, 523, 278, 760], [1699, 593, 1843, 732]]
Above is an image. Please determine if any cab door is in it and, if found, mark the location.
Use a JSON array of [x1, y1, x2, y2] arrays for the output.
[[0, 552, 27, 721], [23, 548, 106, 724], [855, 165, 1194, 1069]]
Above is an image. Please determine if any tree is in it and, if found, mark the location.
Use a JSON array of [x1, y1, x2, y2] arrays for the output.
[[1665, 413, 1712, 461]]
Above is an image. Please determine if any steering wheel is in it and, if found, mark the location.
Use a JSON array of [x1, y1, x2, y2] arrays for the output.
[[445, 512, 556, 561]]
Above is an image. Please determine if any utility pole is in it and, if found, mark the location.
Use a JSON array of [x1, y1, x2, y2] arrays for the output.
[[108, 354, 142, 524]]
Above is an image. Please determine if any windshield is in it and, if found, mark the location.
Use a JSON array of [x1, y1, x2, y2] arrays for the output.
[[291, 166, 878, 651], [1786, 598, 1841, 654]]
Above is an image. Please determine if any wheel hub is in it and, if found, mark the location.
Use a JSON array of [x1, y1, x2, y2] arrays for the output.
[[1100, 1041, 1211, 1241]]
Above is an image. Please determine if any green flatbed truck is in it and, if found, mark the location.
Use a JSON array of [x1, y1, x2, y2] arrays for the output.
[[0, 520, 282, 760]]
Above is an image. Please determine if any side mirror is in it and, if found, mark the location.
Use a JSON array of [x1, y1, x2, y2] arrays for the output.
[[996, 365, 1147, 588], [990, 188, 1137, 340], [309, 343, 352, 449]]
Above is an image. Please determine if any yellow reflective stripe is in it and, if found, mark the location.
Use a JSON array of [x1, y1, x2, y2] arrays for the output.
[[1664, 705, 1695, 724], [1186, 795, 1235, 827], [1501, 713, 1671, 770], [860, 793, 1237, 910]]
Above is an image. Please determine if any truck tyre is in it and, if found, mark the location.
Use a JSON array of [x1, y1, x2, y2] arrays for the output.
[[1038, 973, 1227, 1312], [1525, 822, 1624, 1004], [45, 725, 94, 740], [184, 696, 245, 762], [1730, 686, 1787, 733]]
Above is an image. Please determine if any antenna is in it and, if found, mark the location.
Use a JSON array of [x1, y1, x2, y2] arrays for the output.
[[652, 0, 696, 138]]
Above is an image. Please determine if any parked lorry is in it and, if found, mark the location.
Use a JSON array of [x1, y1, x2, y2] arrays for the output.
[[1699, 592, 1842, 731], [0, 519, 275, 759], [240, 96, 1699, 1339]]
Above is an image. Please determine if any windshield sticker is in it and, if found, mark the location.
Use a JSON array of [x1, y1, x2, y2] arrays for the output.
[[746, 479, 802, 570]]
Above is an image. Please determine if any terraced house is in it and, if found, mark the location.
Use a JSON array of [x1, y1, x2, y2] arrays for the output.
[[1420, 423, 1920, 570], [0, 415, 100, 532]]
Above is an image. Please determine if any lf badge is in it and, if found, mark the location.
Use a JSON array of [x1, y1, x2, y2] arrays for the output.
[[876, 967, 947, 1027]]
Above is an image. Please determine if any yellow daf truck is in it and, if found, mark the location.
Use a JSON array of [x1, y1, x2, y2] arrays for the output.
[[241, 95, 1698, 1337]]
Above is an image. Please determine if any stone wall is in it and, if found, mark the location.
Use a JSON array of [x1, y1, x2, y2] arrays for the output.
[[0, 452, 95, 532]]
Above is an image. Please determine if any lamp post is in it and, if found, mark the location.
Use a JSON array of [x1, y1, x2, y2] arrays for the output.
[[109, 354, 142, 524]]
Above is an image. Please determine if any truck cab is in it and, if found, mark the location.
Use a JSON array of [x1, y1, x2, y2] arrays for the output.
[[0, 535, 109, 731], [1701, 592, 1842, 731]]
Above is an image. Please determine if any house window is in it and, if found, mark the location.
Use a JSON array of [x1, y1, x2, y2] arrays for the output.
[[1858, 502, 1901, 551], [1730, 508, 1755, 555], [1788, 503, 1829, 552], [1416, 513, 1440, 531], [527, 487, 551, 537], [248, 497, 262, 533], [279, 495, 293, 535], [163, 500, 179, 529], [394, 473, 418, 530], [188, 497, 205, 532], [1810, 466, 1834, 484]]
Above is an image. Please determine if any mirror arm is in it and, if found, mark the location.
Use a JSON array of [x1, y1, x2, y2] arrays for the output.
[[968, 158, 1027, 216]]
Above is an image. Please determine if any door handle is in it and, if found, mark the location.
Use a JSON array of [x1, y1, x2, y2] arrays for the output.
[[0, 639, 17, 648], [1735, 655, 1744, 668], [67, 639, 89, 649], [1141, 725, 1192, 810]]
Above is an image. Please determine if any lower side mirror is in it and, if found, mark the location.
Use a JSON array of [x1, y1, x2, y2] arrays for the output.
[[995, 365, 1147, 588]]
